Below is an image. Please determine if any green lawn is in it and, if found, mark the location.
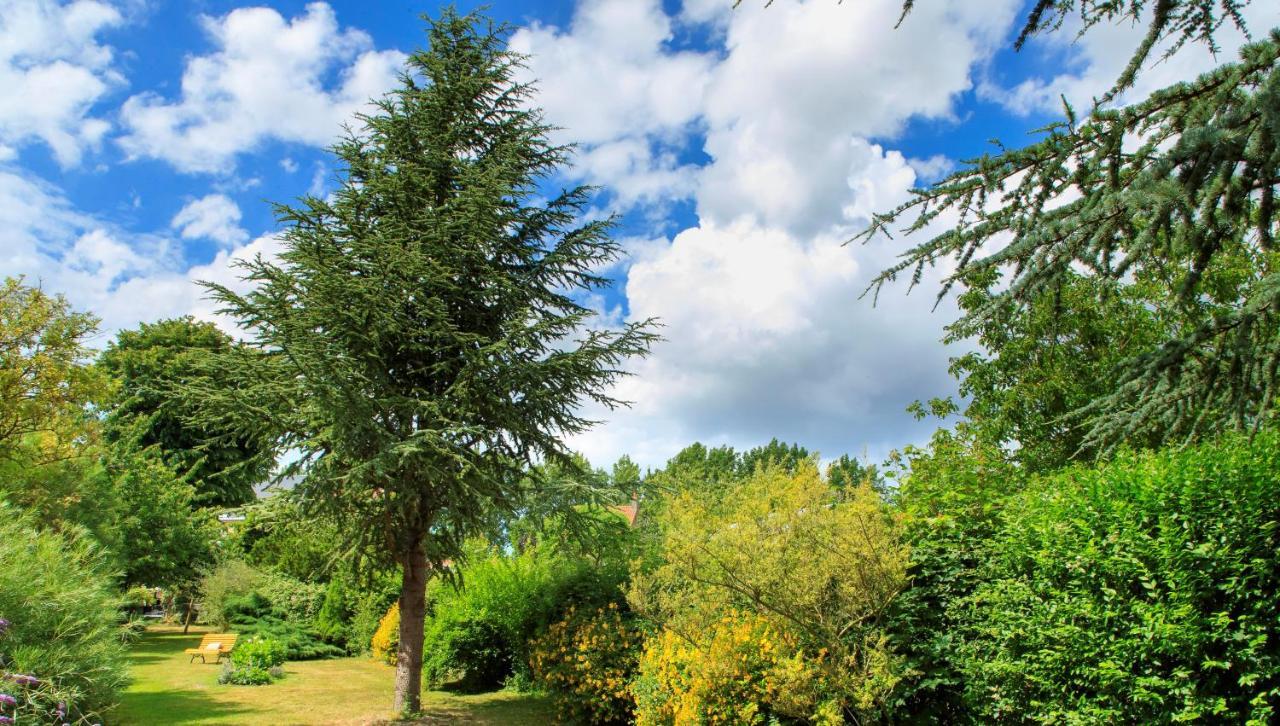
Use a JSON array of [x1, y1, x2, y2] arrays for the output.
[[113, 626, 554, 725]]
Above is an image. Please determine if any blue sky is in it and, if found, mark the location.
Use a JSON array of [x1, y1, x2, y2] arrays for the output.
[[3, 0, 1274, 468]]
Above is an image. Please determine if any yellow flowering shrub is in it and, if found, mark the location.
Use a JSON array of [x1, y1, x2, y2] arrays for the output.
[[370, 602, 399, 665], [632, 612, 839, 726], [529, 603, 641, 725], [629, 462, 907, 722]]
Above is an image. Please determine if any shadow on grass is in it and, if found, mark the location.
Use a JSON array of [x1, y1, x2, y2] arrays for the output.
[[114, 688, 254, 725]]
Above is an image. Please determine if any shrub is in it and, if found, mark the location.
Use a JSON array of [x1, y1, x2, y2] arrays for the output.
[[314, 577, 354, 648], [371, 603, 399, 665], [347, 572, 401, 656], [418, 544, 611, 691], [231, 637, 287, 669], [255, 571, 325, 625], [0, 510, 128, 722], [633, 612, 842, 726], [879, 429, 1021, 721], [223, 594, 344, 661], [218, 663, 273, 686], [958, 433, 1280, 723], [630, 463, 906, 721], [218, 636, 287, 687], [530, 603, 641, 725]]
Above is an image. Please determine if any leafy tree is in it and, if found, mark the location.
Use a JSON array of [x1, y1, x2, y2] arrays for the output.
[[0, 454, 122, 551], [109, 449, 215, 588], [99, 317, 272, 507], [943, 269, 1172, 472], [864, 0, 1280, 452], [189, 11, 653, 712], [238, 492, 343, 583], [824, 452, 878, 493], [736, 438, 810, 477], [0, 277, 103, 463]]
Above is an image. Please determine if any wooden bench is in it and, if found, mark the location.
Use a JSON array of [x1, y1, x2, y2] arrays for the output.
[[184, 633, 238, 664]]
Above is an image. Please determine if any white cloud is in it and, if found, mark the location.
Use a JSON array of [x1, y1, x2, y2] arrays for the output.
[[0, 0, 123, 166], [0, 168, 277, 339], [171, 193, 248, 248], [118, 2, 404, 174], [526, 0, 1021, 468], [509, 0, 714, 209], [695, 0, 1018, 238]]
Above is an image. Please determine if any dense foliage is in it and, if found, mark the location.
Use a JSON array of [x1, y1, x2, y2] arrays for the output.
[[632, 463, 907, 722], [957, 433, 1280, 723], [531, 603, 641, 725], [219, 637, 288, 686], [0, 512, 127, 723], [99, 317, 271, 507]]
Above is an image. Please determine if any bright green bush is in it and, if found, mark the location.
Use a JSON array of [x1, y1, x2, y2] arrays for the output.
[[231, 636, 287, 669], [530, 603, 641, 725], [255, 571, 325, 625], [959, 433, 1280, 723], [313, 577, 354, 648], [880, 428, 1021, 721], [419, 545, 614, 691], [218, 635, 287, 687], [0, 510, 128, 722]]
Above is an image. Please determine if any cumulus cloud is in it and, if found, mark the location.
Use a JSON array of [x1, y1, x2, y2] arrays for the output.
[[695, 0, 1019, 238], [566, 142, 965, 468], [118, 2, 404, 174], [509, 0, 714, 209], [171, 193, 248, 248], [523, 0, 1019, 467], [0, 0, 123, 166], [0, 168, 277, 338]]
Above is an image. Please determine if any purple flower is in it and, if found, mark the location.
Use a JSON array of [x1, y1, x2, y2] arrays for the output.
[[3, 674, 37, 687], [0, 694, 13, 706], [0, 619, 9, 635], [56, 700, 67, 717], [0, 716, 12, 724]]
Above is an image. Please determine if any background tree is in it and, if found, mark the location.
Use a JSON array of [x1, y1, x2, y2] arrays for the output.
[[190, 10, 653, 713], [0, 277, 103, 463], [108, 449, 215, 588], [940, 269, 1172, 472], [864, 0, 1279, 453], [99, 317, 272, 507]]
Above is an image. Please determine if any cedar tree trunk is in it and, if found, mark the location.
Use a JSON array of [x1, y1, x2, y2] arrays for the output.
[[393, 543, 429, 714]]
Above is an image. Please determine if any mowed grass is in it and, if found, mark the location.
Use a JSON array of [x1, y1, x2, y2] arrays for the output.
[[114, 626, 554, 725]]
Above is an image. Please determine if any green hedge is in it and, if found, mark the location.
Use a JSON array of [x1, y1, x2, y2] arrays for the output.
[[959, 433, 1280, 723]]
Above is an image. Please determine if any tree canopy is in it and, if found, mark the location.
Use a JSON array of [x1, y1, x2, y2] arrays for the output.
[[0, 277, 104, 463], [100, 317, 272, 507]]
